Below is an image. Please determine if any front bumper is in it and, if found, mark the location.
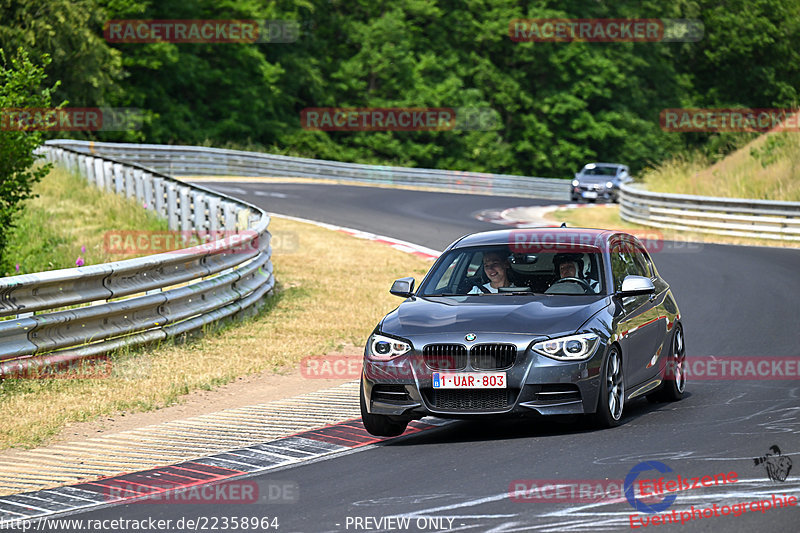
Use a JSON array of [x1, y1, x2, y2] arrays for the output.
[[362, 335, 608, 419], [572, 186, 617, 201]]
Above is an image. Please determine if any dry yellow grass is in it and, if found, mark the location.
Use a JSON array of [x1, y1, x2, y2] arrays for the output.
[[0, 216, 432, 449], [548, 205, 800, 249], [642, 131, 800, 201]]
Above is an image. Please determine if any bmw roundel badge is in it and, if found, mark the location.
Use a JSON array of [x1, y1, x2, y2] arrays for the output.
[[465, 333, 476, 341]]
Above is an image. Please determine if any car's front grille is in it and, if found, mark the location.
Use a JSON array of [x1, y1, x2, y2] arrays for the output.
[[579, 184, 604, 191], [372, 384, 411, 404], [471, 344, 516, 370], [425, 389, 514, 411], [423, 344, 467, 370]]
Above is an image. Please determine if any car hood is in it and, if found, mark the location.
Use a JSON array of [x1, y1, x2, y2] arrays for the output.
[[380, 295, 611, 339], [577, 174, 617, 183]]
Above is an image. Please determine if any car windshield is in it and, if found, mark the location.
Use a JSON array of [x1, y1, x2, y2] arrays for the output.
[[581, 166, 619, 176], [419, 245, 605, 296]]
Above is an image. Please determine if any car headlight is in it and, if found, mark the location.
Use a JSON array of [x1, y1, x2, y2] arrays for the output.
[[368, 333, 412, 361], [533, 333, 600, 361], [572, 179, 580, 187], [606, 181, 614, 188]]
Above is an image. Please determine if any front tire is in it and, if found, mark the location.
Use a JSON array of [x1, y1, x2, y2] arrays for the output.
[[360, 384, 409, 437], [592, 346, 625, 428]]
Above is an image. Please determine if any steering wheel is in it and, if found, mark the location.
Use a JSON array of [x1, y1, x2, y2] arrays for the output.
[[550, 277, 591, 293]]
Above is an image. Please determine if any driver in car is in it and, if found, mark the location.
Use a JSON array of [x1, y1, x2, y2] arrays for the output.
[[552, 253, 599, 292]]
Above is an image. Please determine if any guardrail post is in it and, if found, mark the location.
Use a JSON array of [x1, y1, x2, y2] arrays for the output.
[[134, 169, 145, 203], [142, 173, 153, 209], [223, 202, 237, 232], [94, 158, 106, 190], [112, 164, 124, 193], [153, 178, 166, 217], [75, 154, 84, 178], [207, 197, 221, 233], [124, 167, 135, 198], [85, 156, 95, 184], [102, 161, 114, 191], [166, 184, 179, 230], [193, 192, 207, 232], [237, 209, 251, 231], [179, 186, 192, 232]]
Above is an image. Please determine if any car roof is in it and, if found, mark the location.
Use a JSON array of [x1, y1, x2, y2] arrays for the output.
[[450, 227, 619, 249]]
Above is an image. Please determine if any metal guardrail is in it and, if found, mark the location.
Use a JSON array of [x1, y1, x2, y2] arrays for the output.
[[619, 183, 800, 241], [0, 145, 274, 376], [46, 140, 571, 200]]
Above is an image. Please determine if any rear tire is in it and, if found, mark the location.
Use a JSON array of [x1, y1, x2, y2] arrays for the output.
[[648, 325, 686, 403], [592, 346, 625, 428], [360, 384, 409, 437]]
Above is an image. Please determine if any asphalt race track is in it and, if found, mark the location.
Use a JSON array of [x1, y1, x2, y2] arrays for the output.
[[43, 182, 800, 532]]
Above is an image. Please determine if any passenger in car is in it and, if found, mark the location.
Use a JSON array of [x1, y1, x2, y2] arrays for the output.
[[553, 253, 600, 292], [468, 251, 517, 294]]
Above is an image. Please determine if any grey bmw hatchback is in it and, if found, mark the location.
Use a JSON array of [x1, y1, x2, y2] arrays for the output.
[[360, 228, 686, 436]]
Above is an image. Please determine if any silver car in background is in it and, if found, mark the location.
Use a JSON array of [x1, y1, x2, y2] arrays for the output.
[[571, 163, 632, 203]]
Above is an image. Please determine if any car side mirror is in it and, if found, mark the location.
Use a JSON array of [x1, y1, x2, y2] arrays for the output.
[[617, 275, 655, 297], [390, 277, 415, 298]]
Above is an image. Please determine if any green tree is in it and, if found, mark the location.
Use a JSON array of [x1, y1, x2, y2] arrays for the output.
[[0, 0, 122, 108], [0, 49, 57, 269]]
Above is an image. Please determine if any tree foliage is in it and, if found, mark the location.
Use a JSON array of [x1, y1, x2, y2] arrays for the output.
[[0, 48, 56, 265], [2, 0, 799, 180]]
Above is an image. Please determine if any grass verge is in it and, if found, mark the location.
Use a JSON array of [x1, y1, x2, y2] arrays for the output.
[[549, 205, 800, 249], [1, 165, 167, 276], [641, 131, 800, 201], [0, 215, 432, 449]]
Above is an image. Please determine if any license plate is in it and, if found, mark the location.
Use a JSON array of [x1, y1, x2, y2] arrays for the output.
[[432, 372, 506, 389], [582, 191, 598, 199]]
